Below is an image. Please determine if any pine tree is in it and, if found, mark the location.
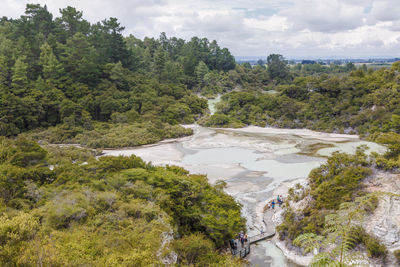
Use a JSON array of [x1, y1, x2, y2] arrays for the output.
[[0, 56, 9, 89], [154, 47, 166, 81], [39, 43, 64, 83], [11, 56, 29, 96], [195, 61, 209, 85]]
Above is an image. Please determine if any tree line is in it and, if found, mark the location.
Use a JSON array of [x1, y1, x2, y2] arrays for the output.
[[0, 4, 236, 147]]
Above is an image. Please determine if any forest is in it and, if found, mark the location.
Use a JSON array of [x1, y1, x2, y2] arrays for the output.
[[0, 4, 246, 266], [2, 3, 400, 266], [203, 58, 400, 139], [0, 4, 236, 148]]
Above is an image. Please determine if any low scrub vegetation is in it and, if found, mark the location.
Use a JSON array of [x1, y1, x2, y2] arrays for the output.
[[0, 137, 246, 266]]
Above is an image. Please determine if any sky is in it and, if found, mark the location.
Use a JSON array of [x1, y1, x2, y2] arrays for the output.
[[2, 0, 400, 59]]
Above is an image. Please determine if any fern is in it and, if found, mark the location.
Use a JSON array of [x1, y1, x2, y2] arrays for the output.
[[293, 194, 378, 266], [293, 233, 323, 254]]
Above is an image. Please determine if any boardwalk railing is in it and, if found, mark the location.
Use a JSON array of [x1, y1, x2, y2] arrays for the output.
[[248, 232, 275, 244], [230, 232, 275, 258], [231, 243, 250, 258]]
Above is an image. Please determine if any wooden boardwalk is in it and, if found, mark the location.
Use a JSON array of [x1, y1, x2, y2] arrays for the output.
[[231, 204, 279, 258], [232, 243, 251, 258], [231, 231, 275, 259], [248, 231, 275, 244]]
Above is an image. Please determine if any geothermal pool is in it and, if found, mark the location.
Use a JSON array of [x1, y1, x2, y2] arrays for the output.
[[103, 125, 385, 266]]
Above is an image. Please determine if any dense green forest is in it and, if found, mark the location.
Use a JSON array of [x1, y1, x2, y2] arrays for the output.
[[0, 5, 248, 266], [0, 4, 238, 148], [202, 60, 400, 138]]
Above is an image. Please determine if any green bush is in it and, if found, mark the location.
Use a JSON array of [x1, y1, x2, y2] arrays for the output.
[[347, 226, 387, 259], [364, 235, 387, 258], [27, 122, 193, 149], [0, 139, 246, 265], [173, 233, 215, 266]]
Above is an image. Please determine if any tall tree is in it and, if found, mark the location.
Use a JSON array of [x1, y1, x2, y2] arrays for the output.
[[154, 47, 166, 81], [39, 43, 64, 83], [0, 56, 9, 89], [61, 32, 99, 86], [11, 56, 29, 96], [267, 54, 290, 81], [57, 6, 90, 38], [195, 61, 209, 85], [24, 4, 54, 38], [90, 18, 131, 67]]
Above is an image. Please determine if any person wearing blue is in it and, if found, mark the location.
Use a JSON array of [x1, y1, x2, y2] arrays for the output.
[[271, 200, 275, 209]]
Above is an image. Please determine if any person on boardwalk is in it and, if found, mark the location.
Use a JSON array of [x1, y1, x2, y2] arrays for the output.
[[244, 234, 248, 243], [239, 231, 244, 247], [278, 196, 283, 207], [271, 200, 275, 209]]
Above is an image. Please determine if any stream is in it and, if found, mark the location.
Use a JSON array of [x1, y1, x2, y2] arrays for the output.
[[102, 101, 385, 266]]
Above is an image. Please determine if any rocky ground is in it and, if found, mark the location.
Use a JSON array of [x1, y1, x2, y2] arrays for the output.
[[364, 170, 400, 266], [263, 178, 313, 266], [270, 171, 400, 266]]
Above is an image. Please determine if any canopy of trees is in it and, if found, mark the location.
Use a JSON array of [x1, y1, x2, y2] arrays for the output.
[[0, 4, 238, 147], [202, 62, 400, 137]]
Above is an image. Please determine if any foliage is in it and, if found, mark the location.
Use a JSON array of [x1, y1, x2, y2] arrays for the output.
[[293, 195, 386, 266], [27, 121, 193, 148], [308, 150, 371, 209], [173, 233, 215, 265], [267, 54, 290, 82], [278, 150, 387, 264], [0, 4, 239, 147], [0, 138, 245, 265], [202, 62, 400, 138], [278, 147, 390, 265]]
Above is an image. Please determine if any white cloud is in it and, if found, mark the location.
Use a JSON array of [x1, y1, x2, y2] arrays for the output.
[[370, 0, 400, 22], [1, 0, 400, 58], [244, 15, 291, 32]]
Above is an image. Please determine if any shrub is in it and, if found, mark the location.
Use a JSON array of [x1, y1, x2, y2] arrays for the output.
[[347, 226, 387, 259], [173, 233, 215, 266], [364, 235, 387, 259]]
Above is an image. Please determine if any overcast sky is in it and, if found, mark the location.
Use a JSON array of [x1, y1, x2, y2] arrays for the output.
[[3, 0, 400, 58]]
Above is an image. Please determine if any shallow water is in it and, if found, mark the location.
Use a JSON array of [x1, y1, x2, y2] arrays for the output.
[[250, 241, 299, 267], [183, 147, 261, 165], [102, 124, 385, 266]]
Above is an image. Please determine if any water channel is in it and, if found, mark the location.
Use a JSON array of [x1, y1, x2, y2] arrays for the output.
[[103, 101, 385, 266]]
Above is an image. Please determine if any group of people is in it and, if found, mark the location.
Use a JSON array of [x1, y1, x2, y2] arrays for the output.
[[230, 195, 285, 255], [229, 230, 248, 252], [267, 195, 284, 210]]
